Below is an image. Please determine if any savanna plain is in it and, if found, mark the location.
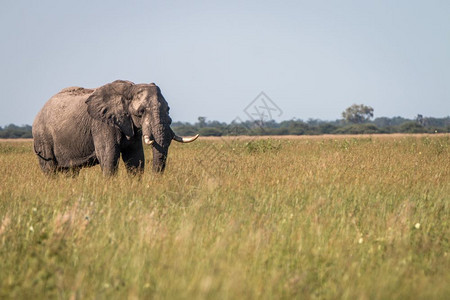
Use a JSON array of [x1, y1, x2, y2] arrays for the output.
[[0, 135, 449, 299]]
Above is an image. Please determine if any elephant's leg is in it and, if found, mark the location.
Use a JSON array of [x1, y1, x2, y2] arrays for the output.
[[58, 166, 81, 178], [97, 146, 120, 176], [92, 125, 121, 176], [38, 157, 57, 175], [93, 140, 120, 176], [121, 143, 145, 175]]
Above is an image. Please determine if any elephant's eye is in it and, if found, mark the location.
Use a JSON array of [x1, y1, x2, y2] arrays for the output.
[[138, 108, 145, 115]]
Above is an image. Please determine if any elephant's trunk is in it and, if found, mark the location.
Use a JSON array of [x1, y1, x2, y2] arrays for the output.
[[149, 122, 173, 173], [152, 145, 168, 172], [141, 111, 199, 172]]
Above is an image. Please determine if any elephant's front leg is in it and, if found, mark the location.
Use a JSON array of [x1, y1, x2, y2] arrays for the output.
[[96, 143, 120, 176], [121, 140, 145, 175], [92, 135, 121, 176]]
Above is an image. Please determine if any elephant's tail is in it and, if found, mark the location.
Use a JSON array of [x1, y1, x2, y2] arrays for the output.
[[33, 142, 54, 161]]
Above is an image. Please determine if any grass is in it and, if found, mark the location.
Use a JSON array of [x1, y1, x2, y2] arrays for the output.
[[0, 135, 449, 299]]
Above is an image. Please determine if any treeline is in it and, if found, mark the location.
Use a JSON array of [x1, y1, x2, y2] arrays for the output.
[[1, 116, 449, 138], [172, 116, 450, 136], [0, 124, 32, 138]]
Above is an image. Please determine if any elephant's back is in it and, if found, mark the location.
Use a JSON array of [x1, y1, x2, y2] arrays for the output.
[[59, 86, 94, 95], [33, 87, 94, 136], [39, 88, 92, 117]]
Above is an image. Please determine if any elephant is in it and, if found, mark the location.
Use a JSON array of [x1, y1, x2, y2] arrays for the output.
[[32, 80, 198, 176]]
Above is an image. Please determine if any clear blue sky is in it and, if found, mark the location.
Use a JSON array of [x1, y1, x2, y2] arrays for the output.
[[1, 0, 449, 126]]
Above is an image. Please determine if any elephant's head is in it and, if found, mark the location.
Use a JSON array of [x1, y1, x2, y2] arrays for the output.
[[85, 80, 198, 172]]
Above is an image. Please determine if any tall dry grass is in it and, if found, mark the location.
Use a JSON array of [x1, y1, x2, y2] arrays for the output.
[[0, 135, 449, 299]]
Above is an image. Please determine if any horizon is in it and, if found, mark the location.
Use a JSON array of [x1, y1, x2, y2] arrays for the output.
[[2, 114, 449, 128]]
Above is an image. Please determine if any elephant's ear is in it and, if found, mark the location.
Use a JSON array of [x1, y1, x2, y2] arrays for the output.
[[86, 80, 135, 138]]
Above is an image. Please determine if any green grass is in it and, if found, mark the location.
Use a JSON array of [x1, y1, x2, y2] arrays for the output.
[[0, 135, 449, 299]]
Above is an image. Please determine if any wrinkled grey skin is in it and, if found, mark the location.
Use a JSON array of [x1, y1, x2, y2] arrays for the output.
[[33, 80, 175, 176]]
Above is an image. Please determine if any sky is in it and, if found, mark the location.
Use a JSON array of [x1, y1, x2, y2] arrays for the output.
[[1, 0, 449, 126]]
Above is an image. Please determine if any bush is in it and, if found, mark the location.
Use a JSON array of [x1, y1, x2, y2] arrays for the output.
[[198, 127, 223, 136], [317, 123, 338, 134], [245, 139, 282, 153], [399, 122, 426, 133], [334, 124, 382, 134]]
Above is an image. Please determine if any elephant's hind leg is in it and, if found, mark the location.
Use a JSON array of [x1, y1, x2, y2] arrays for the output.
[[38, 156, 57, 175], [58, 166, 81, 178]]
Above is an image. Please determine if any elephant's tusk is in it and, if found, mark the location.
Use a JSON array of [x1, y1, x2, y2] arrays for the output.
[[173, 134, 199, 143], [143, 135, 154, 145]]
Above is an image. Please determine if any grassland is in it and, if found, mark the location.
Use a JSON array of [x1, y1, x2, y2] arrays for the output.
[[0, 135, 449, 299]]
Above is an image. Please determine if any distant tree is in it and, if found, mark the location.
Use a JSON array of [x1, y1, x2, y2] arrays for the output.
[[198, 127, 223, 136], [172, 125, 198, 136], [334, 124, 381, 134], [373, 117, 393, 128], [197, 116, 207, 128], [390, 116, 410, 126], [0, 124, 33, 138], [318, 123, 338, 134], [207, 120, 227, 129], [342, 104, 374, 124], [426, 116, 450, 128], [414, 115, 450, 128], [307, 118, 321, 126], [416, 114, 425, 126], [400, 122, 426, 133], [287, 121, 309, 135]]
